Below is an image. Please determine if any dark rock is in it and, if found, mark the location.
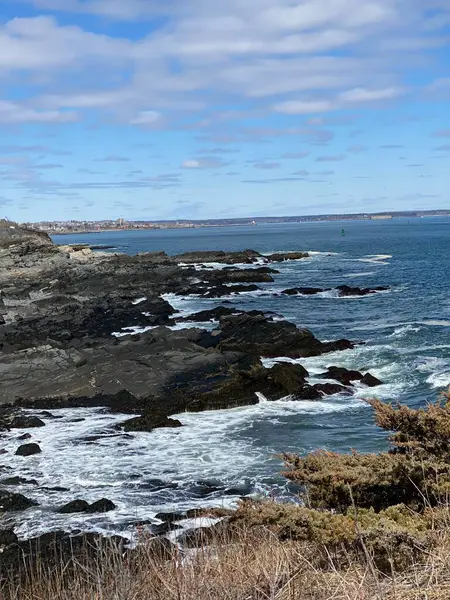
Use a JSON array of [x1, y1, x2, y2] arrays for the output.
[[15, 443, 41, 456], [0, 529, 18, 547], [10, 415, 45, 428], [58, 500, 90, 514], [0, 477, 38, 486], [178, 306, 238, 322], [281, 287, 326, 296], [86, 499, 116, 513], [39, 411, 63, 419], [173, 249, 261, 265], [324, 366, 364, 385], [150, 522, 181, 536], [266, 362, 309, 394], [336, 285, 389, 297], [218, 313, 354, 359], [265, 252, 309, 262], [295, 385, 323, 400], [121, 416, 183, 433], [154, 511, 186, 523], [18, 433, 32, 440], [361, 373, 383, 387], [313, 383, 350, 396], [0, 491, 38, 511]]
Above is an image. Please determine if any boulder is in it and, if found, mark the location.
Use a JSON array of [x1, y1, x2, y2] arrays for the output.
[[10, 415, 45, 428], [15, 443, 41, 456], [122, 416, 183, 433], [0, 491, 38, 511], [86, 498, 116, 513], [361, 373, 383, 387], [58, 500, 90, 514], [324, 367, 364, 385]]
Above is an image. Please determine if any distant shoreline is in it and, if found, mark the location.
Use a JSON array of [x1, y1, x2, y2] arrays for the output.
[[25, 211, 450, 236]]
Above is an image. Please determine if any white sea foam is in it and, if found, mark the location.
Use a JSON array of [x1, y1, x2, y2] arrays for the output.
[[0, 395, 366, 539], [356, 254, 392, 265], [112, 325, 157, 337], [420, 320, 450, 327], [426, 372, 450, 389], [344, 272, 376, 278], [388, 324, 422, 338], [131, 297, 147, 305]]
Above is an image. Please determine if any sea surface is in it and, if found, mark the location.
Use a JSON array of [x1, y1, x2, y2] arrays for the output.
[[4, 218, 450, 539]]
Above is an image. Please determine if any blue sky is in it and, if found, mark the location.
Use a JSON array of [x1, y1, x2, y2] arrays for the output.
[[1, 0, 449, 222]]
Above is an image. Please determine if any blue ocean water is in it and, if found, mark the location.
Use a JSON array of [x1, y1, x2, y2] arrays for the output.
[[6, 217, 445, 537], [52, 219, 450, 453]]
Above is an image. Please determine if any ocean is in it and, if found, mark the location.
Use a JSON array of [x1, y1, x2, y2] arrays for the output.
[[4, 217, 450, 538]]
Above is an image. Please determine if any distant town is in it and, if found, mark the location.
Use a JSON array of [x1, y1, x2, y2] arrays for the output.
[[20, 210, 450, 234]]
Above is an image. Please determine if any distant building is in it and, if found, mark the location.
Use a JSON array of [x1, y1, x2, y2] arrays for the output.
[[370, 215, 393, 220]]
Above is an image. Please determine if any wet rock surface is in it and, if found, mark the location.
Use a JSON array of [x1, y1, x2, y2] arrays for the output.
[[15, 443, 42, 456], [0, 490, 38, 511]]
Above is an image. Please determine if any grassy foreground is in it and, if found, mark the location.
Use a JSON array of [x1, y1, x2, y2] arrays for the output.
[[5, 395, 450, 599]]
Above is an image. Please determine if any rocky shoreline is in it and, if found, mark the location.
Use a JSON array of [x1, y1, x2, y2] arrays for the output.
[[0, 221, 384, 573]]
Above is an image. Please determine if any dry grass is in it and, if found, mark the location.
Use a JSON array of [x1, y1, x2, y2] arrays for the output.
[[4, 524, 450, 600]]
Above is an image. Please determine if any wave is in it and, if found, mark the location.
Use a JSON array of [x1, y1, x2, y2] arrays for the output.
[[344, 272, 376, 278], [388, 324, 422, 338], [426, 372, 450, 390], [420, 320, 450, 327], [356, 254, 393, 265]]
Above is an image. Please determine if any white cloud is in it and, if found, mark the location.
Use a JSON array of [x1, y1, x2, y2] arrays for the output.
[[181, 158, 227, 169], [0, 100, 77, 123], [130, 110, 162, 125], [1, 0, 447, 132], [338, 87, 404, 103], [274, 100, 334, 114]]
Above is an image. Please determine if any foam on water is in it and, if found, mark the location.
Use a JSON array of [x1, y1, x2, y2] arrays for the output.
[[344, 272, 376, 278], [356, 254, 393, 265], [0, 394, 365, 539]]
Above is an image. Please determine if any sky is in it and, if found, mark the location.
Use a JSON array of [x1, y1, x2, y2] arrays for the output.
[[0, 0, 450, 222]]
